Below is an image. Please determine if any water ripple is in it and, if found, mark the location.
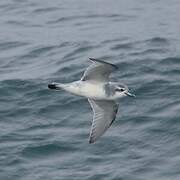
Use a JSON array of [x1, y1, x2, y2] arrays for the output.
[[1, 0, 180, 179]]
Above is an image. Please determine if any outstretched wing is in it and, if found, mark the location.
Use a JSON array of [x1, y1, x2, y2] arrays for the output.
[[88, 99, 119, 143], [81, 58, 118, 82]]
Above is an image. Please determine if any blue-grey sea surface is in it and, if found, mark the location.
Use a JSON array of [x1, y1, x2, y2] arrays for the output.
[[0, 0, 180, 179]]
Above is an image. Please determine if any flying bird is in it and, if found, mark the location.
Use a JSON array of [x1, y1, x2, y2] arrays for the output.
[[48, 58, 135, 143]]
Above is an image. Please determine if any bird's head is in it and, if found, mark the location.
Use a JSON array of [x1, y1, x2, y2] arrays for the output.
[[115, 84, 135, 98]]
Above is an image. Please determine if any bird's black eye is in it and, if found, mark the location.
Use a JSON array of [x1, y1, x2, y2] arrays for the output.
[[116, 88, 125, 92]]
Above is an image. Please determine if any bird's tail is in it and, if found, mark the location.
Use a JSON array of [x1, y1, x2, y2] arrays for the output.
[[48, 82, 65, 90]]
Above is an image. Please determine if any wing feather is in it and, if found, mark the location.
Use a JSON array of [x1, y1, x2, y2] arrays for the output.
[[88, 99, 119, 143], [81, 58, 118, 82]]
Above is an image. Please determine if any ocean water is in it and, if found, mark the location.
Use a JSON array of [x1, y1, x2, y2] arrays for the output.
[[0, 0, 180, 179]]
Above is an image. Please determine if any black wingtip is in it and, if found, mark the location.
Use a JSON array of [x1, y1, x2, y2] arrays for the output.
[[89, 139, 94, 144], [89, 57, 118, 70], [89, 57, 96, 61], [89, 137, 96, 144]]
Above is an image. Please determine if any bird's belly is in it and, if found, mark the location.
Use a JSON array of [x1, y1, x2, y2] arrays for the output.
[[80, 83, 106, 99]]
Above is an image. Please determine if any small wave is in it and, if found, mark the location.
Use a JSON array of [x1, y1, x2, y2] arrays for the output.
[[62, 44, 99, 61], [149, 100, 180, 115], [145, 37, 170, 46], [48, 13, 134, 24], [159, 57, 180, 65], [0, 41, 28, 51], [134, 78, 171, 97], [140, 48, 167, 55], [21, 142, 78, 159], [32, 7, 60, 14], [111, 43, 133, 50], [19, 45, 58, 59]]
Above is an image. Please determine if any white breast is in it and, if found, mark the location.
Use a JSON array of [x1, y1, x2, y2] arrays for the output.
[[81, 82, 105, 99]]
